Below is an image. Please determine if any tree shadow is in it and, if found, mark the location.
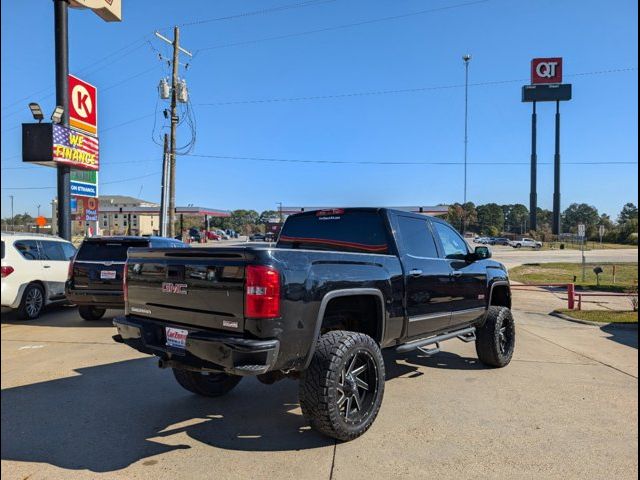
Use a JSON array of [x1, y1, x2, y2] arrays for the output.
[[1, 358, 331, 473], [600, 323, 638, 349], [1, 305, 120, 328]]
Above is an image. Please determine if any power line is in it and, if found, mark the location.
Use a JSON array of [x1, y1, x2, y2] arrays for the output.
[[2, 0, 340, 115], [1, 36, 152, 117], [1, 171, 161, 190], [176, 0, 340, 28], [182, 153, 638, 166], [195, 0, 490, 52], [195, 67, 638, 106]]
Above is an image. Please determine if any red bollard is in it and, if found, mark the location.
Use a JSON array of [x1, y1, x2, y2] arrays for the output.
[[567, 283, 575, 310]]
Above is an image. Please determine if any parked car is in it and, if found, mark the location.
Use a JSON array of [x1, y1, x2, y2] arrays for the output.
[[248, 232, 266, 241], [264, 232, 276, 242], [113, 208, 514, 441], [1, 232, 76, 319], [509, 238, 542, 249], [475, 237, 491, 244], [215, 230, 230, 240], [187, 228, 202, 243], [66, 236, 187, 321], [206, 231, 221, 241], [225, 229, 239, 239], [489, 237, 510, 246]]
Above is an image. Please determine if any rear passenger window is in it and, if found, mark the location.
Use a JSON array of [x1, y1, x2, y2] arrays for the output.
[[14, 240, 40, 260], [40, 241, 66, 261], [397, 216, 438, 258]]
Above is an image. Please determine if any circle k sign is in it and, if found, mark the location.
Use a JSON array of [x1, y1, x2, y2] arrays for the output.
[[68, 74, 98, 136], [531, 58, 563, 85]]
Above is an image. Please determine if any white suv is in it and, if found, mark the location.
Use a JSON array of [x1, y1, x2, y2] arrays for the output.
[[1, 233, 76, 319], [509, 238, 543, 249]]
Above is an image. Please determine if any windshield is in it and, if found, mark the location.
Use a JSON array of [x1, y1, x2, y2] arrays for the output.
[[76, 240, 149, 261], [277, 210, 390, 254]]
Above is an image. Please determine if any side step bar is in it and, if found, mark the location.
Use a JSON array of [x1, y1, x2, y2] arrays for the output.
[[396, 326, 476, 354]]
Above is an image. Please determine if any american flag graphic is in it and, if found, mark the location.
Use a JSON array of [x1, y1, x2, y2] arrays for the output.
[[52, 125, 99, 171]]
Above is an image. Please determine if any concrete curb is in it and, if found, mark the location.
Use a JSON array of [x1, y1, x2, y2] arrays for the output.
[[550, 311, 638, 330]]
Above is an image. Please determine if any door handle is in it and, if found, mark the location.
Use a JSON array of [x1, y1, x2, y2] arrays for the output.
[[409, 269, 423, 276], [451, 270, 463, 278], [43, 265, 51, 269]]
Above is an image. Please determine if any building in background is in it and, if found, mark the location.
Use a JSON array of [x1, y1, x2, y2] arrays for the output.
[[52, 195, 230, 237]]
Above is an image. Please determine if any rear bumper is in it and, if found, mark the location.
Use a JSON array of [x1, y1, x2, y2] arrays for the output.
[[112, 315, 280, 376], [65, 286, 124, 309]]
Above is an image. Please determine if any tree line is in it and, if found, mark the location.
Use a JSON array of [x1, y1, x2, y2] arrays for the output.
[[444, 202, 638, 244]]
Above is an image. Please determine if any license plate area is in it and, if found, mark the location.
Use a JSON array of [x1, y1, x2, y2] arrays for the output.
[[165, 326, 188, 350], [100, 270, 116, 280]]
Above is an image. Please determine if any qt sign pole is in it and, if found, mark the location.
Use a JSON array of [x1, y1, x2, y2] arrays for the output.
[[522, 57, 572, 235]]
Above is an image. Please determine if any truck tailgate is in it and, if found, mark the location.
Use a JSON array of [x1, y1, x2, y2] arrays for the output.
[[125, 247, 252, 332]]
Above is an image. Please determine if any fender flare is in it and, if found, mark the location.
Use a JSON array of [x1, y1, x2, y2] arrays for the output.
[[302, 288, 386, 369], [486, 280, 511, 310]]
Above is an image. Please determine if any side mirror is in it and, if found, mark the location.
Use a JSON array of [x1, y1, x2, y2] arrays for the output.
[[474, 246, 492, 260]]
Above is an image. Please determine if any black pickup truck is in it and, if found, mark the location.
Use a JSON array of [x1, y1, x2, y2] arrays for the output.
[[113, 208, 514, 441]]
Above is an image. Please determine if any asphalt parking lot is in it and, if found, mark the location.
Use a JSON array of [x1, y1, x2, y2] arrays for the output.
[[1, 296, 637, 480]]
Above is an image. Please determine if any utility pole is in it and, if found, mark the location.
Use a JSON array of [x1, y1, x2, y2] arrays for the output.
[[37, 204, 41, 233], [54, 0, 71, 241], [155, 28, 192, 238], [277, 202, 283, 223], [159, 133, 169, 237], [462, 54, 472, 204]]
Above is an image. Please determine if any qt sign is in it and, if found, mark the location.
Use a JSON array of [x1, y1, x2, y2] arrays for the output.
[[531, 58, 563, 84], [68, 74, 98, 136]]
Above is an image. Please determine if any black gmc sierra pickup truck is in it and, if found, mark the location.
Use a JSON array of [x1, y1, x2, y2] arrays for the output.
[[113, 208, 514, 441]]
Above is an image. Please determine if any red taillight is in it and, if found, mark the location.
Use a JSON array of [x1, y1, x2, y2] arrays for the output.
[[1, 266, 14, 278], [123, 263, 128, 303], [245, 265, 280, 318]]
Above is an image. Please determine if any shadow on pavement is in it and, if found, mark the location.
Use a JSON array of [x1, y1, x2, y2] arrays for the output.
[[1, 358, 332, 473], [1, 305, 121, 328], [2, 347, 489, 472], [600, 324, 638, 349], [384, 350, 488, 380]]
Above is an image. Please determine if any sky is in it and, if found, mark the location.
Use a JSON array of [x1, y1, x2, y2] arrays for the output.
[[1, 0, 638, 220]]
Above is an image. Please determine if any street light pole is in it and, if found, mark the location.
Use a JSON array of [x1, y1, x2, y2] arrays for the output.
[[463, 54, 472, 204]]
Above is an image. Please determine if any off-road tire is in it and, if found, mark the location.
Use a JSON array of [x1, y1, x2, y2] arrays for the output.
[[16, 283, 45, 320], [299, 331, 385, 442], [476, 306, 515, 367], [172, 369, 242, 397], [78, 306, 106, 321]]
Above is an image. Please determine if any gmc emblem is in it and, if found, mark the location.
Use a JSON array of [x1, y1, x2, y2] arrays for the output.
[[161, 282, 188, 295]]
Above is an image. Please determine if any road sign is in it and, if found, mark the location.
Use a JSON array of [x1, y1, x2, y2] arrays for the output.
[[53, 125, 99, 170], [578, 224, 586, 238], [531, 58, 563, 84], [68, 74, 98, 136], [599, 225, 605, 237]]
